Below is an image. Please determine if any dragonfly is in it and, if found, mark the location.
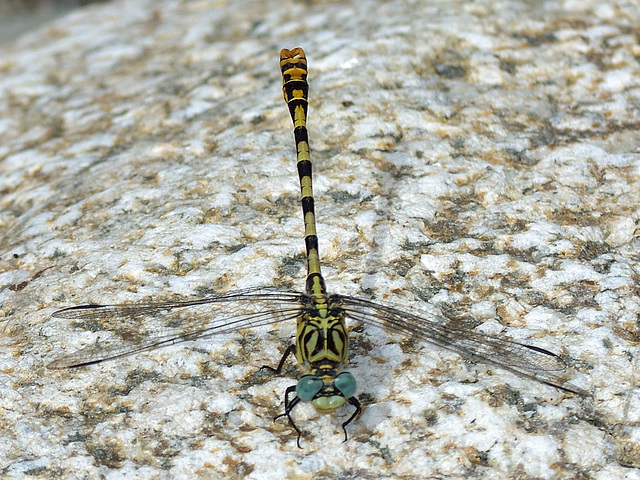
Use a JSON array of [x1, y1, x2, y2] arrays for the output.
[[49, 47, 586, 447]]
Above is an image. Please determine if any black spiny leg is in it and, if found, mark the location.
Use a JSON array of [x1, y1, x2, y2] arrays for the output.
[[260, 344, 296, 374], [274, 384, 303, 448], [341, 396, 362, 443], [260, 345, 304, 447]]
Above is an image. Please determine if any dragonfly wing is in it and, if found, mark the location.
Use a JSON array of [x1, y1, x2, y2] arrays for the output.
[[340, 295, 587, 395], [49, 288, 304, 369], [51, 287, 303, 320]]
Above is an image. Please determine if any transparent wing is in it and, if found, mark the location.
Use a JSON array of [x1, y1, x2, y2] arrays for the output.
[[48, 287, 304, 369], [339, 295, 587, 395]]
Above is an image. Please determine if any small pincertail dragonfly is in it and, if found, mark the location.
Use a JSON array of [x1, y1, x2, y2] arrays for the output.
[[49, 47, 586, 447]]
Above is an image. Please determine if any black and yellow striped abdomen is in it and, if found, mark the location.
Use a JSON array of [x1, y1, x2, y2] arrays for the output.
[[280, 48, 326, 298]]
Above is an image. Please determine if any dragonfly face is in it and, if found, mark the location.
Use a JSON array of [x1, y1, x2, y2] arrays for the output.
[[297, 371, 357, 414]]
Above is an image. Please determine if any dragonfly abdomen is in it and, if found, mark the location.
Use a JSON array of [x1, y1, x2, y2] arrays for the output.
[[280, 47, 326, 298]]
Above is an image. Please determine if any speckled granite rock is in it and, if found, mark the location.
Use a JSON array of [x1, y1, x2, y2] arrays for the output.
[[1, 0, 639, 478]]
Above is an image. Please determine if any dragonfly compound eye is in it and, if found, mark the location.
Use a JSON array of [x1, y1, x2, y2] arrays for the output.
[[296, 375, 324, 402], [334, 371, 356, 398]]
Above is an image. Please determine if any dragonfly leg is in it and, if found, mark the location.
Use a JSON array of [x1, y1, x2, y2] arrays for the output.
[[274, 384, 303, 448], [260, 344, 296, 374], [341, 396, 362, 443]]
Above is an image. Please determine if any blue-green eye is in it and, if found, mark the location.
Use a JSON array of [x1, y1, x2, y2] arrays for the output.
[[296, 375, 323, 402], [334, 372, 356, 398]]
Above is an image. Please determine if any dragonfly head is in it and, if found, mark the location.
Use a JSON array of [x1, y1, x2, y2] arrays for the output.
[[296, 372, 357, 414]]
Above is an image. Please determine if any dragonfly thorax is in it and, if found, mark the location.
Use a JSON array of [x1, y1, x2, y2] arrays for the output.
[[295, 294, 349, 369]]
